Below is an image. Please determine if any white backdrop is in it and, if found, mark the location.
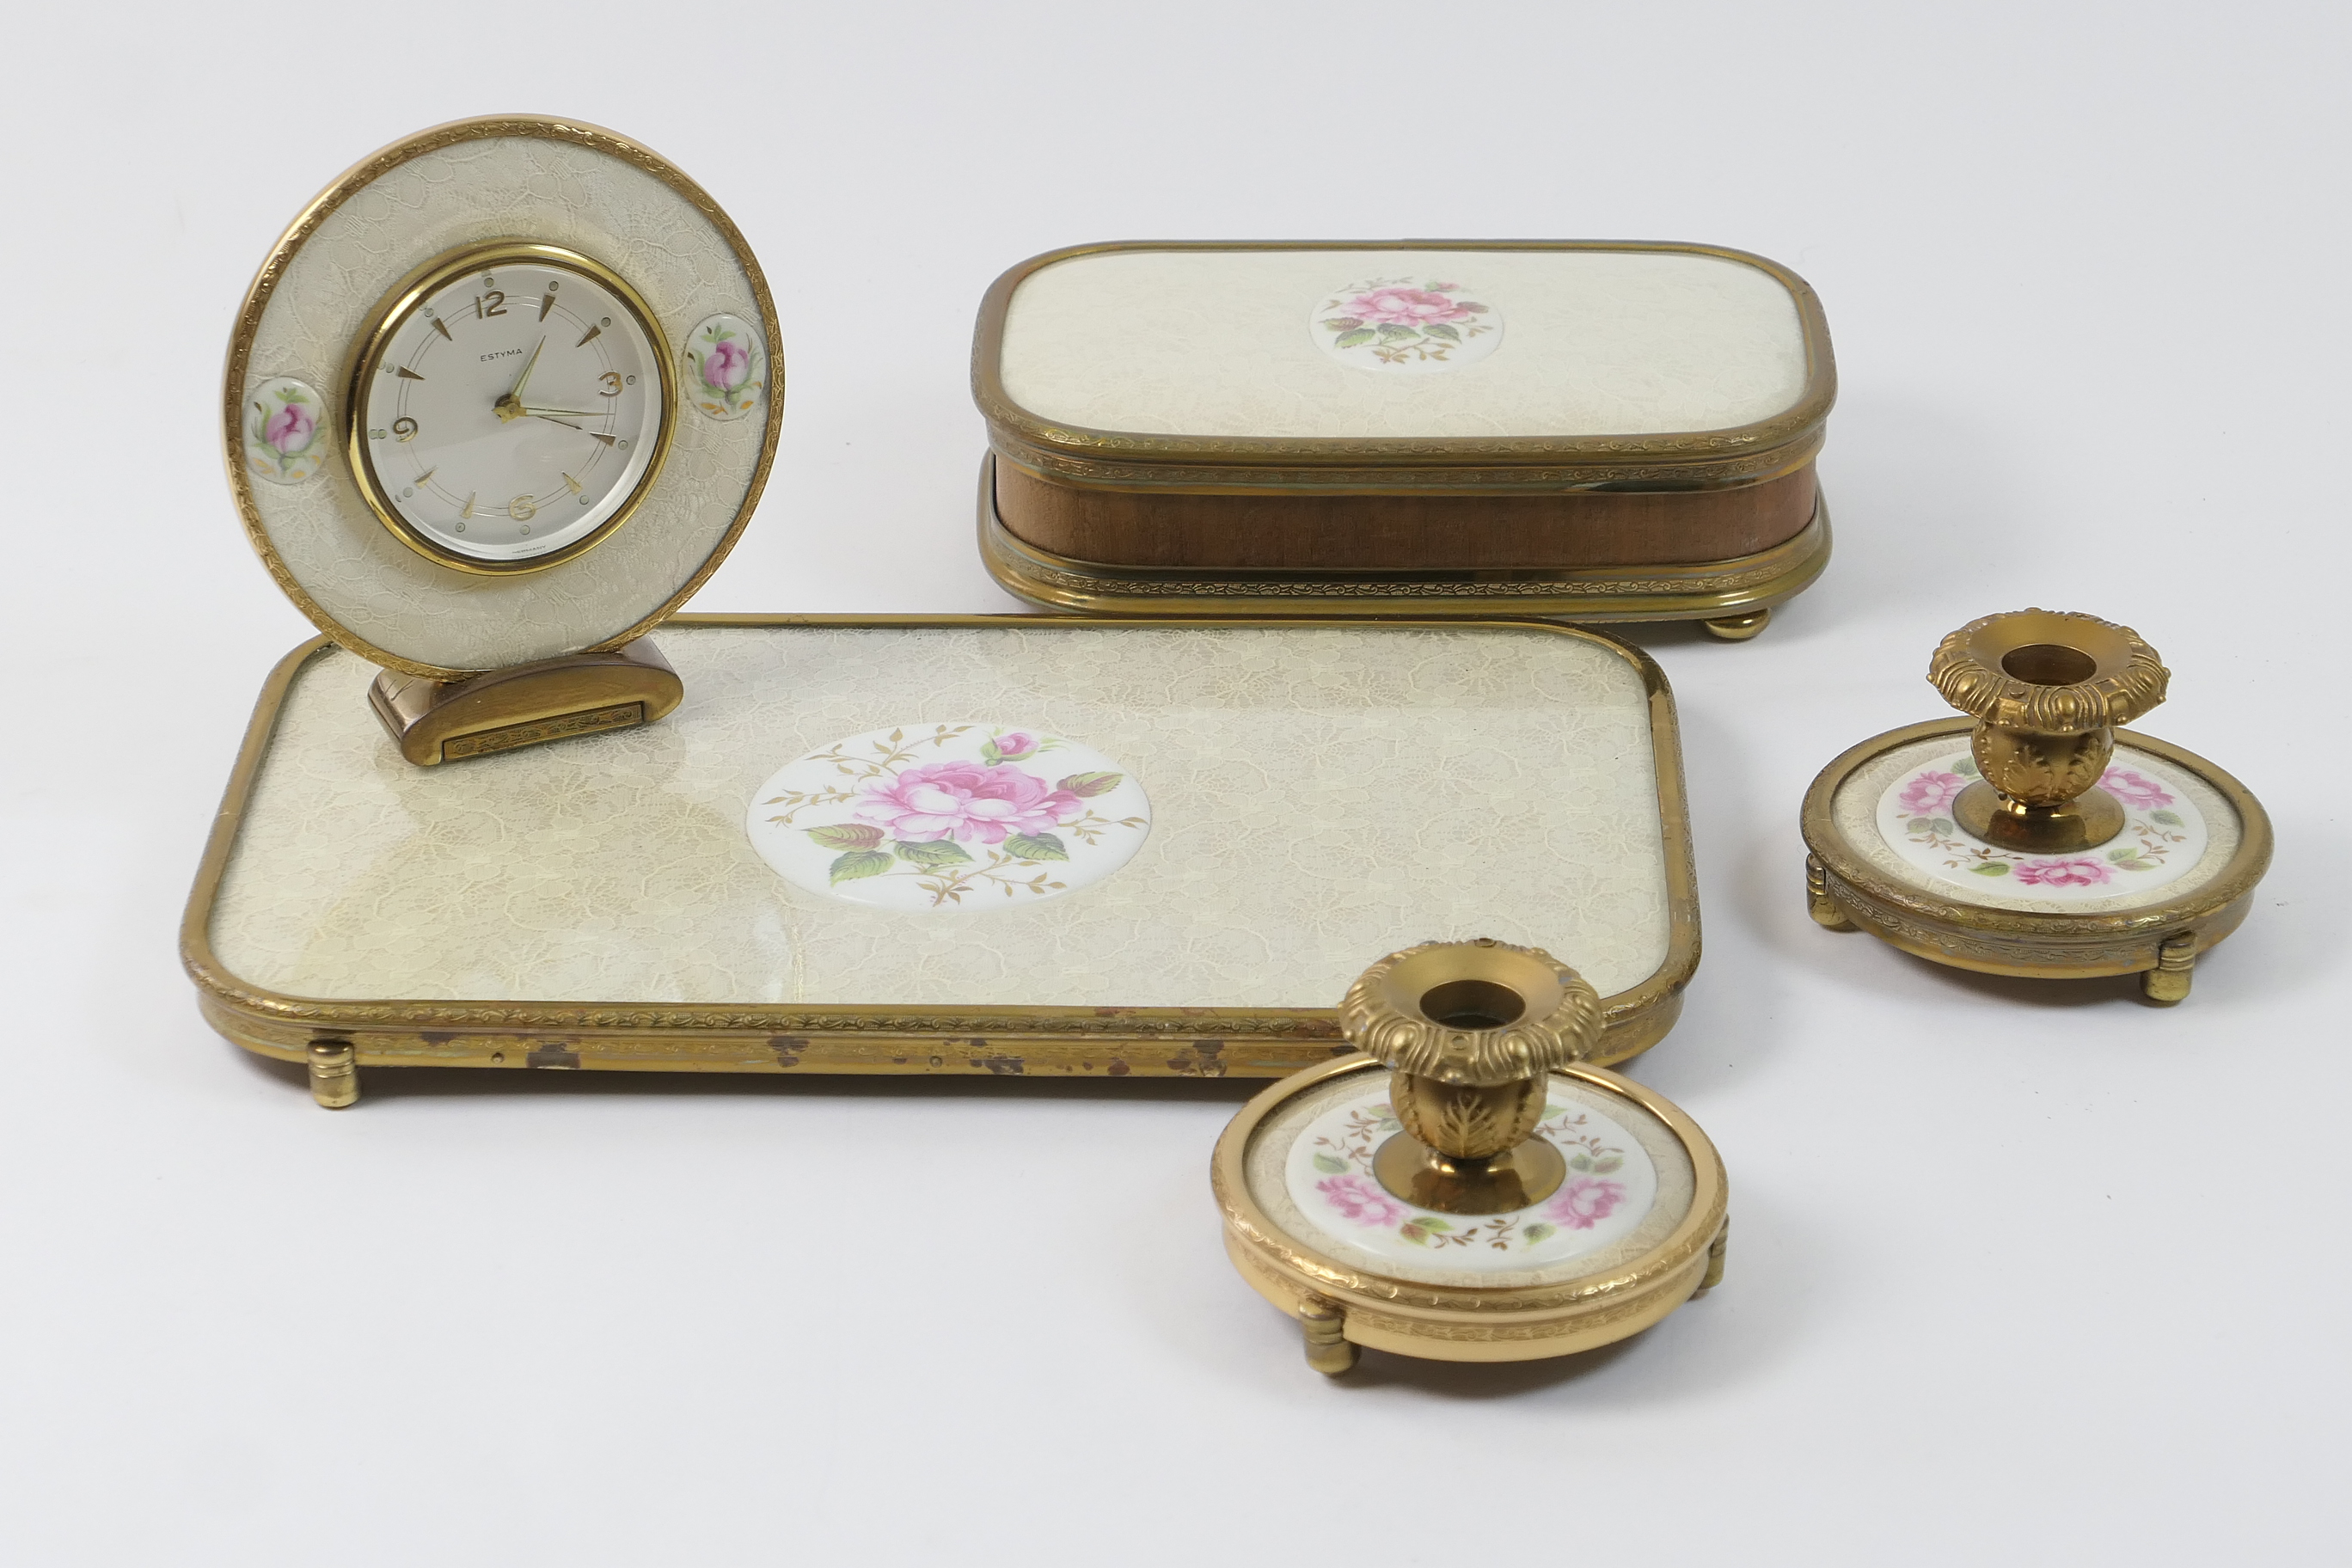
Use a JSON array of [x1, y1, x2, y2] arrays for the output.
[[3, 3, 2344, 1563]]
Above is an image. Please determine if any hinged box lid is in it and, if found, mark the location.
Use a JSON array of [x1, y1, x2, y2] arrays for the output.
[[976, 241, 1834, 494]]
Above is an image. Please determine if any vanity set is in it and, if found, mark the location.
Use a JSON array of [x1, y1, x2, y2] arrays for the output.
[[183, 116, 2271, 1374]]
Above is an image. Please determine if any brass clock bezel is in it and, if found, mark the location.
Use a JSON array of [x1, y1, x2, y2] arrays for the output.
[[342, 240, 678, 577]]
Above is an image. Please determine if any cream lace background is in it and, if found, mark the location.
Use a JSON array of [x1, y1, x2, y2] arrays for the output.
[[1832, 734, 2244, 915], [241, 137, 766, 671], [997, 248, 1808, 440], [209, 623, 1675, 1008]]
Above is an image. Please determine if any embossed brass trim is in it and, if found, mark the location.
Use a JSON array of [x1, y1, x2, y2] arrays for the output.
[[221, 113, 787, 681], [974, 239, 1835, 492], [980, 456, 1832, 622], [1798, 717, 2274, 981], [1211, 1056, 1728, 1363], [181, 615, 1702, 1082]]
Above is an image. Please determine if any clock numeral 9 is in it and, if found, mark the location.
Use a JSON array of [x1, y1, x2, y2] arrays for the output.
[[475, 291, 507, 319], [599, 372, 623, 397], [392, 417, 419, 443]]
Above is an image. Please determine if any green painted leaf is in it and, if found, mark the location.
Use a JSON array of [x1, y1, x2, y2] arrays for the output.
[[1320, 315, 1363, 330], [1057, 771, 1124, 799], [2108, 847, 2141, 862], [1954, 756, 1980, 776], [2152, 810, 2183, 826], [1312, 1153, 1347, 1173], [1417, 1216, 1453, 1232], [1399, 1224, 1429, 1246], [895, 840, 973, 867], [1567, 1153, 1594, 1172], [1458, 301, 1490, 313], [1376, 324, 1418, 344], [828, 849, 893, 885], [1522, 1222, 1556, 1245], [1423, 322, 1461, 341], [1005, 832, 1069, 862], [1969, 861, 2012, 877], [1925, 818, 1954, 836], [806, 823, 884, 850], [2113, 856, 2158, 871], [1332, 328, 1375, 350], [1593, 1156, 1623, 1173]]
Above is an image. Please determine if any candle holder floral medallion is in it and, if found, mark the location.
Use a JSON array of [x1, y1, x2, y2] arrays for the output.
[[1211, 940, 1728, 1375], [1800, 609, 2272, 1002]]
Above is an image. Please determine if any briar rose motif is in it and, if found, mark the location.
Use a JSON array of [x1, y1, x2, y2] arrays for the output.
[[1308, 277, 1504, 374], [1284, 1088, 1656, 1271], [744, 724, 1151, 911], [681, 313, 766, 420], [243, 377, 330, 485], [1875, 749, 2207, 900]]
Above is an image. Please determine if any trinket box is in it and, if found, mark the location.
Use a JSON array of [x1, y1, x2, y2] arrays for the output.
[[184, 616, 1700, 1105], [1214, 940, 1726, 1372], [1802, 609, 2272, 998], [974, 241, 1834, 640]]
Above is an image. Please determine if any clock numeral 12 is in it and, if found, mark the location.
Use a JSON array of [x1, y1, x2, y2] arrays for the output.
[[474, 291, 506, 319]]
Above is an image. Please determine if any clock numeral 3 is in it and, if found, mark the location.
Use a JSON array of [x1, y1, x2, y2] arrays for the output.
[[391, 417, 419, 443], [475, 291, 507, 319], [599, 371, 622, 397]]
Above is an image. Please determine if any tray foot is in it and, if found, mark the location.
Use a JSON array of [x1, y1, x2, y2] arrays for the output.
[[1300, 1296, 1357, 1376], [1806, 854, 1856, 930], [2142, 933, 2196, 1004], [1700, 1217, 1729, 1291], [308, 1039, 359, 1109], [1700, 609, 1771, 642]]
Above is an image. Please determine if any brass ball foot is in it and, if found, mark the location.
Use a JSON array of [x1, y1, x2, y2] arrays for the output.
[[1700, 609, 1771, 642]]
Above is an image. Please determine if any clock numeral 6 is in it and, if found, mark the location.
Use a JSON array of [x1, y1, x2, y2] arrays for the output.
[[599, 371, 623, 397], [392, 417, 419, 443], [475, 291, 507, 319], [509, 495, 538, 521]]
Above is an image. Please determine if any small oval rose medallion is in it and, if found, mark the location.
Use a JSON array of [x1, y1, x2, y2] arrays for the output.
[[746, 724, 1152, 910], [681, 313, 767, 420], [242, 377, 331, 484], [1875, 750, 2208, 898], [1309, 277, 1503, 374]]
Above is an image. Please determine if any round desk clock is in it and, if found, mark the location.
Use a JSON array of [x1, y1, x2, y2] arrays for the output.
[[223, 115, 781, 764]]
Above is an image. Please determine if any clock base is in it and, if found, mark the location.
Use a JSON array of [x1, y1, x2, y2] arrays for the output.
[[366, 638, 683, 766]]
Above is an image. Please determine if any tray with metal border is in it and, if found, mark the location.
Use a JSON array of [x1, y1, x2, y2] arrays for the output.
[[183, 613, 1700, 1106]]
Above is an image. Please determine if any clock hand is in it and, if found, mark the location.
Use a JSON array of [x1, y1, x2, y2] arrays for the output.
[[521, 406, 600, 418], [530, 414, 587, 432], [492, 337, 548, 423]]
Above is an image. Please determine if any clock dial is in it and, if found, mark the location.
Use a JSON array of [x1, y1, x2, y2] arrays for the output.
[[350, 244, 672, 572]]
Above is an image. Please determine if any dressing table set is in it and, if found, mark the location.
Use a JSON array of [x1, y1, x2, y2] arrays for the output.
[[181, 116, 2272, 1375]]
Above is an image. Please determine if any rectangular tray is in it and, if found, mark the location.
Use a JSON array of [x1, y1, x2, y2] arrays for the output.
[[183, 615, 1697, 1081]]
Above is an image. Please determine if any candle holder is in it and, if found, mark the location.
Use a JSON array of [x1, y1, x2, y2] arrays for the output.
[[1802, 609, 2271, 1002], [1213, 940, 1727, 1375]]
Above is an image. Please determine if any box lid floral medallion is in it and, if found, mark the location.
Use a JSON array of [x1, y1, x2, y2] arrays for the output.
[[745, 723, 1152, 911]]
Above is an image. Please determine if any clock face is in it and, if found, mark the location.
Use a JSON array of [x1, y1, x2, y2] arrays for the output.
[[350, 244, 673, 572]]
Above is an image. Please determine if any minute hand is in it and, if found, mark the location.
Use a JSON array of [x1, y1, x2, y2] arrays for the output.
[[491, 338, 548, 422], [521, 406, 600, 418]]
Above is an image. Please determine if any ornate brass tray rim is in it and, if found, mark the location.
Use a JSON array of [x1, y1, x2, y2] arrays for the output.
[[221, 113, 787, 683], [981, 460, 1832, 622], [1800, 717, 2275, 943], [973, 238, 1836, 481], [181, 614, 1701, 1078], [1211, 1056, 1729, 1317]]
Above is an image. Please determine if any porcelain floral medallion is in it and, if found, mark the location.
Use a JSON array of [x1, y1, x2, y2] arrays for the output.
[[682, 313, 766, 421], [745, 724, 1151, 910], [1874, 750, 2208, 898], [1282, 1081, 1658, 1274], [243, 377, 331, 485], [1308, 277, 1503, 373]]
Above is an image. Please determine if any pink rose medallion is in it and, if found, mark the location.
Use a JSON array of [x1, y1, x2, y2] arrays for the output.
[[1308, 276, 1504, 374], [242, 377, 331, 485], [746, 724, 1151, 910], [682, 313, 766, 421], [1873, 748, 2208, 901]]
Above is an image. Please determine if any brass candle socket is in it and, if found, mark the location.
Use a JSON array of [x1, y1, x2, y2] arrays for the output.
[[1926, 609, 2170, 854], [1338, 939, 1602, 1216]]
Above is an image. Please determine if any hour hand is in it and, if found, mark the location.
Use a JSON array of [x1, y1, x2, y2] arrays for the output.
[[492, 338, 548, 422]]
